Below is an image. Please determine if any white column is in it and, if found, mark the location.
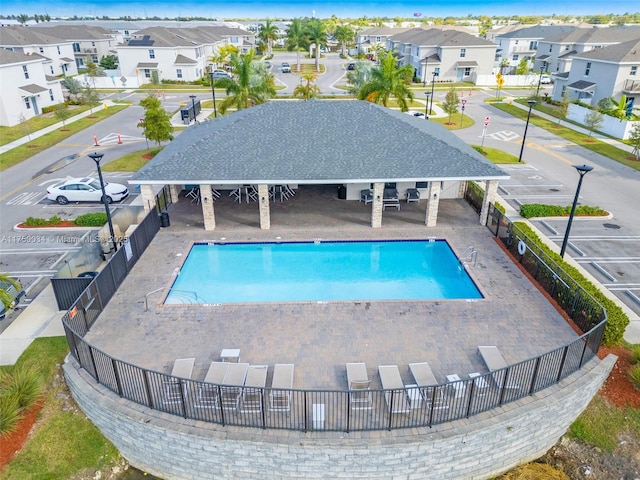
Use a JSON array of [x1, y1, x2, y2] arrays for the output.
[[258, 184, 270, 230], [425, 182, 441, 227], [200, 184, 216, 231], [371, 182, 384, 228], [169, 184, 180, 204], [479, 180, 499, 226], [140, 184, 156, 212]]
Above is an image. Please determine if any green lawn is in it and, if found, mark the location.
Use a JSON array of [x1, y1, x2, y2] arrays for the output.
[[471, 145, 520, 163], [102, 147, 163, 172], [0, 106, 129, 172]]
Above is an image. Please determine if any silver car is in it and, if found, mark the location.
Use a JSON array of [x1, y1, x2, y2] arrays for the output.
[[46, 177, 128, 205]]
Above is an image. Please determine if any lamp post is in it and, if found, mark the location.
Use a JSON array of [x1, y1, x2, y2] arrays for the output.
[[518, 99, 536, 162], [430, 71, 437, 114], [560, 164, 593, 258], [189, 94, 196, 123], [422, 58, 428, 87], [424, 92, 430, 119], [208, 72, 218, 118], [88, 152, 117, 253], [535, 67, 544, 99]]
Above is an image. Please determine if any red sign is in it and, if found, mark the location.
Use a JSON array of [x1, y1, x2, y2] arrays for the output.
[[461, 99, 467, 105], [484, 116, 490, 126]]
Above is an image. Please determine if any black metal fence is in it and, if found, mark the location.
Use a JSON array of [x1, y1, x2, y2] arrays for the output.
[[61, 191, 607, 432]]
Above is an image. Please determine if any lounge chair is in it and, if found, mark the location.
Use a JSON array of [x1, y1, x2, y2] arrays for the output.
[[219, 362, 249, 411], [445, 374, 467, 399], [360, 189, 373, 204], [378, 365, 410, 413], [269, 364, 294, 412], [346, 362, 372, 410], [195, 361, 229, 409], [163, 357, 195, 404], [240, 365, 268, 413], [478, 346, 519, 389], [468, 372, 489, 396], [408, 362, 448, 409], [406, 188, 420, 203], [382, 188, 400, 211]]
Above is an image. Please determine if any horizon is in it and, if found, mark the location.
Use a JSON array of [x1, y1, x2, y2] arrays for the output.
[[0, 1, 636, 20]]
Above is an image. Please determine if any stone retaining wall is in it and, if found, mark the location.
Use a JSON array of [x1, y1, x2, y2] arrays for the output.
[[64, 354, 616, 480]]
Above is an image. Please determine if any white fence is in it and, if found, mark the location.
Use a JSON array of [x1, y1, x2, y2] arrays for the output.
[[568, 104, 638, 140], [74, 73, 140, 89], [473, 74, 539, 87]]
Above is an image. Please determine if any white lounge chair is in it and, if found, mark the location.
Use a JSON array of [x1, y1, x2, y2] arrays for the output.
[[269, 364, 294, 412], [163, 357, 195, 404], [195, 361, 229, 409], [219, 363, 249, 411], [240, 365, 268, 413], [409, 362, 448, 409], [478, 346, 519, 389], [346, 362, 372, 410], [378, 365, 410, 414]]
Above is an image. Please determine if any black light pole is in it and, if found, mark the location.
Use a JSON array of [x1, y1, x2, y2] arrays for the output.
[[518, 99, 536, 162], [430, 71, 437, 113], [424, 92, 430, 119], [422, 59, 428, 87], [189, 94, 196, 123], [535, 67, 543, 99], [208, 72, 218, 118], [88, 152, 117, 253], [560, 164, 593, 258]]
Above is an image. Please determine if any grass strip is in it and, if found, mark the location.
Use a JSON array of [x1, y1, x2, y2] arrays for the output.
[[102, 146, 163, 172], [0, 105, 128, 172], [471, 145, 520, 163]]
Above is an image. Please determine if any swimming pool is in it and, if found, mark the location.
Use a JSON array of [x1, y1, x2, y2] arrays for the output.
[[165, 240, 483, 304]]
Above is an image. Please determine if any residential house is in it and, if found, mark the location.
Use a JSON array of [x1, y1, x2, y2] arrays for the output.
[[550, 38, 640, 106], [0, 49, 63, 126], [116, 26, 254, 84], [356, 27, 412, 56], [0, 25, 78, 77], [33, 25, 115, 69], [387, 27, 496, 83]]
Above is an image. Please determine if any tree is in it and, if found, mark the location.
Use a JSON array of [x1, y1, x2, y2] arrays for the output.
[[515, 58, 530, 75], [306, 20, 327, 72], [138, 95, 173, 146], [293, 73, 320, 100], [81, 86, 101, 113], [600, 94, 633, 120], [17, 14, 29, 25], [61, 77, 83, 103], [355, 51, 414, 111], [0, 274, 21, 311], [85, 60, 105, 87], [583, 108, 604, 137], [499, 58, 511, 75], [442, 87, 460, 124], [215, 49, 276, 114], [333, 25, 355, 57], [99, 55, 118, 70], [285, 18, 306, 72], [209, 44, 238, 70], [557, 92, 570, 125], [54, 104, 72, 126], [629, 123, 640, 160], [257, 18, 279, 57]]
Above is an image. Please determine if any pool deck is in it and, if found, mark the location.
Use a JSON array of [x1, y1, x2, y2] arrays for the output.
[[87, 186, 578, 390]]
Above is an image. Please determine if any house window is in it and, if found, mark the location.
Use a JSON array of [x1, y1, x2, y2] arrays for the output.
[[57, 46, 61, 54], [124, 30, 129, 35], [149, 49, 155, 59], [39, 47, 44, 53], [376, 36, 381, 42], [434, 67, 440, 76], [22, 65, 29, 79], [464, 67, 471, 76], [24, 98, 31, 109], [460, 48, 466, 58], [50, 66, 54, 74], [91, 41, 95, 47], [631, 66, 637, 76], [512, 55, 519, 61], [49, 89, 54, 101], [92, 55, 98, 63], [144, 69, 151, 78], [585, 62, 591, 76], [176, 68, 183, 78], [416, 182, 428, 188], [549, 45, 552, 52], [73, 43, 80, 52], [565, 45, 569, 51], [529, 41, 537, 50], [231, 36, 238, 43]]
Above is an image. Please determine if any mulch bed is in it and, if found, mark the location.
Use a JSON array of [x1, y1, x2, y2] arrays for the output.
[[17, 221, 77, 228], [0, 400, 44, 467]]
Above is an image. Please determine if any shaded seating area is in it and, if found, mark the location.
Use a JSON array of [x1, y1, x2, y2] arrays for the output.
[[240, 365, 268, 413], [378, 365, 410, 414], [478, 346, 519, 389], [269, 364, 294, 413], [409, 362, 448, 410], [359, 189, 373, 205], [382, 187, 400, 211], [163, 357, 195, 404], [406, 188, 420, 203], [195, 361, 229, 409], [346, 362, 372, 409]]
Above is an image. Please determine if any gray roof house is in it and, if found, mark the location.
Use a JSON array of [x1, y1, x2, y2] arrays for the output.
[[131, 100, 508, 230]]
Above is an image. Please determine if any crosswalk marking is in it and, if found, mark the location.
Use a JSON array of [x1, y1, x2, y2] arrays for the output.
[[482, 130, 520, 142], [6, 192, 45, 205]]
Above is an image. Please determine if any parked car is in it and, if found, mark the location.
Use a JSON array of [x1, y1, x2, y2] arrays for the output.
[[0, 278, 25, 320], [540, 74, 552, 84], [46, 177, 128, 205], [211, 69, 231, 79], [281, 62, 291, 73], [347, 63, 355, 70]]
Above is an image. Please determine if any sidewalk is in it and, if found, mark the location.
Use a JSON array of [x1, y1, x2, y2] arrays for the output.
[[0, 100, 116, 155]]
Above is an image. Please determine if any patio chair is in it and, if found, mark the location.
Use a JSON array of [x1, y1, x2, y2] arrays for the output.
[[382, 188, 400, 211], [360, 189, 373, 205], [269, 364, 294, 413], [408, 362, 448, 410], [185, 187, 200, 204], [478, 346, 519, 389], [219, 363, 249, 412], [239, 365, 268, 413], [378, 365, 410, 414], [406, 188, 420, 203], [195, 361, 229, 409], [163, 357, 195, 404], [346, 362, 372, 409]]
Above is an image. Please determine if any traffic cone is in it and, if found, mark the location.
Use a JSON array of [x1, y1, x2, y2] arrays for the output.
[[93, 134, 99, 146], [461, 91, 464, 97], [469, 89, 472, 96], [117, 132, 122, 144]]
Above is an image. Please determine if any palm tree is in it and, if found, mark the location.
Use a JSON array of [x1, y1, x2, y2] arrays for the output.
[[346, 62, 373, 95], [355, 51, 414, 111], [333, 25, 355, 57], [306, 20, 327, 72], [0, 274, 20, 310], [17, 13, 30, 25], [215, 49, 276, 114], [258, 18, 279, 57], [293, 73, 320, 100], [285, 18, 306, 73]]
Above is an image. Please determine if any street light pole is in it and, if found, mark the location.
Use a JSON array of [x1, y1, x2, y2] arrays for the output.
[[560, 165, 594, 258], [424, 93, 430, 119], [189, 94, 196, 123], [518, 99, 536, 162], [422, 58, 428, 87], [208, 72, 218, 118], [88, 152, 117, 253], [535, 67, 543, 99], [430, 71, 437, 113]]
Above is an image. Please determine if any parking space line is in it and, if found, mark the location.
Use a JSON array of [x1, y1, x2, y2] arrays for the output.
[[540, 221, 558, 235], [590, 262, 616, 282]]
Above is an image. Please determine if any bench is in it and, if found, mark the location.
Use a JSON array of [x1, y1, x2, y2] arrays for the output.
[[446, 374, 467, 399], [378, 365, 410, 413], [478, 346, 519, 389]]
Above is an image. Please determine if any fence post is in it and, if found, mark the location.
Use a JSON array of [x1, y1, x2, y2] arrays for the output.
[[304, 392, 308, 433], [178, 379, 187, 419], [388, 390, 394, 431], [498, 371, 507, 406], [218, 385, 226, 427], [261, 389, 266, 429], [529, 357, 541, 395], [428, 387, 436, 427], [556, 346, 569, 382], [88, 346, 98, 381], [112, 359, 123, 397], [578, 336, 589, 369], [345, 392, 350, 433], [465, 379, 476, 417], [142, 369, 153, 409]]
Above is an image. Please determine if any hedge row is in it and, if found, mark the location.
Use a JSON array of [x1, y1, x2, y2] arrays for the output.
[[22, 213, 107, 228], [520, 203, 608, 219]]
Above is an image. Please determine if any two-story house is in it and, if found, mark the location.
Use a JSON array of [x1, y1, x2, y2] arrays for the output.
[[0, 49, 63, 126], [0, 25, 78, 77], [355, 27, 411, 56], [550, 38, 640, 107], [34, 25, 115, 69], [388, 27, 496, 83]]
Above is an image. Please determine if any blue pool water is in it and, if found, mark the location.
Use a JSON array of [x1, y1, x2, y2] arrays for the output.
[[165, 240, 483, 304]]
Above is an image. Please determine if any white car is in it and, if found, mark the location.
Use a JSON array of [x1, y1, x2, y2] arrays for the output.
[[210, 69, 231, 79], [540, 74, 552, 84], [46, 177, 128, 205]]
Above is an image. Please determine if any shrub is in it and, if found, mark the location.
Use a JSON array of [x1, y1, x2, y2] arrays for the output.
[[519, 203, 607, 219], [23, 217, 48, 227], [628, 364, 640, 390], [1, 365, 44, 410], [48, 215, 62, 225], [73, 212, 107, 227], [0, 392, 22, 436], [630, 344, 640, 365]]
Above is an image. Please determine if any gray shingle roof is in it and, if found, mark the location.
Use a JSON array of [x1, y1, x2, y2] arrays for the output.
[[496, 25, 577, 39], [568, 80, 596, 91], [19, 83, 47, 94], [0, 49, 44, 65], [544, 26, 640, 44], [131, 100, 508, 185], [35, 25, 112, 41], [573, 38, 640, 63], [389, 28, 494, 47], [174, 54, 196, 64], [0, 25, 71, 46]]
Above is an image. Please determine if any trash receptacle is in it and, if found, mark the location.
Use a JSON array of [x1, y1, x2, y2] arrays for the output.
[[159, 211, 170, 227], [337, 185, 346, 200]]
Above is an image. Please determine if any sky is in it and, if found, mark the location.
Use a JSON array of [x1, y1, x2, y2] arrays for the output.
[[1, 0, 634, 19]]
